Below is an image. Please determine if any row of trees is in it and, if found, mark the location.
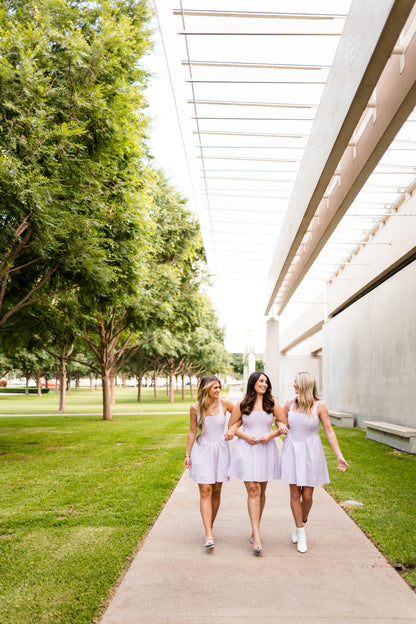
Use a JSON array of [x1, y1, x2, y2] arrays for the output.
[[0, 0, 230, 418]]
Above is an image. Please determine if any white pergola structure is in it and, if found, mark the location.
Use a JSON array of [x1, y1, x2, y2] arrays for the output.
[[154, 0, 416, 426]]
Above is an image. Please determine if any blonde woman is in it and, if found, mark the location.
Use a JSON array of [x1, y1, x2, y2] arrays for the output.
[[184, 376, 235, 550], [280, 371, 349, 553]]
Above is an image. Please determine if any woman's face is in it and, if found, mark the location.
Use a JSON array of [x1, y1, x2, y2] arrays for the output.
[[208, 382, 221, 399], [254, 374, 268, 395], [293, 379, 299, 394]]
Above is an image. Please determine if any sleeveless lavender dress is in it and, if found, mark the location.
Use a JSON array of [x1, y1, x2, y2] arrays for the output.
[[228, 410, 280, 482], [189, 400, 230, 484], [280, 401, 330, 487]]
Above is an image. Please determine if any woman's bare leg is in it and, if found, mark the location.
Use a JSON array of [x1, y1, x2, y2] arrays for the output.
[[249, 482, 267, 541], [245, 481, 265, 549], [289, 484, 303, 527], [198, 484, 213, 537], [301, 486, 314, 523], [211, 482, 223, 526], [259, 482, 267, 520]]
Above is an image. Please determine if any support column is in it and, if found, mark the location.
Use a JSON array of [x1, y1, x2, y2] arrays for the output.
[[243, 359, 249, 391], [265, 317, 279, 397], [248, 352, 255, 374]]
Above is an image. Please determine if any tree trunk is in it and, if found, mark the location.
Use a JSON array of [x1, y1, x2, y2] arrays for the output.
[[55, 374, 59, 392], [189, 373, 194, 399], [67, 371, 71, 394], [169, 372, 174, 403], [182, 375, 186, 401], [89, 372, 94, 391], [122, 373, 127, 389], [153, 371, 158, 400], [137, 362, 142, 402], [102, 372, 112, 420], [75, 373, 80, 390], [36, 370, 41, 397], [110, 372, 116, 405], [59, 355, 67, 412], [25, 372, 29, 395]]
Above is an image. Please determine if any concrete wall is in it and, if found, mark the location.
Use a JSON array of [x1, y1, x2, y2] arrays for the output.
[[323, 260, 416, 428], [279, 355, 322, 405]]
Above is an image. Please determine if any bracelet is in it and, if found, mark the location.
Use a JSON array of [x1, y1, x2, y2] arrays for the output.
[[185, 455, 190, 458]]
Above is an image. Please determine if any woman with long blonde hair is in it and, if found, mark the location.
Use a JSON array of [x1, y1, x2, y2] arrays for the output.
[[184, 375, 235, 550], [280, 371, 349, 553]]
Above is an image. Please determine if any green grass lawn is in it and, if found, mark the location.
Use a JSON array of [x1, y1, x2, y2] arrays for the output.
[[0, 392, 415, 624], [0, 391, 191, 624], [0, 386, 194, 415], [321, 427, 416, 590]]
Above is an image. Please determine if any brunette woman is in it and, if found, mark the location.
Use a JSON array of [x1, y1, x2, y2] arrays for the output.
[[227, 371, 287, 555]]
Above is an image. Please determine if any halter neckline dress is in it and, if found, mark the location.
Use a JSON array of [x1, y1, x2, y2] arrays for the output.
[[280, 400, 330, 487], [189, 400, 230, 484], [228, 410, 280, 482]]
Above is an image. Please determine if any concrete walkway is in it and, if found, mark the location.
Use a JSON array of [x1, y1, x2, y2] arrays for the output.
[[100, 393, 416, 624]]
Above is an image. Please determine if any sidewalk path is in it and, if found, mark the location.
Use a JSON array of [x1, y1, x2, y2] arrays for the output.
[[100, 390, 416, 624]]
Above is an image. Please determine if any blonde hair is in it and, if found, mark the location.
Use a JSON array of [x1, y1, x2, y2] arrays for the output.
[[294, 371, 320, 415], [196, 375, 221, 440]]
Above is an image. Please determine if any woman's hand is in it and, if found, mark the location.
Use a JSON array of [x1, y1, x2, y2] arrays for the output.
[[276, 421, 289, 435], [241, 433, 257, 445], [336, 456, 350, 472], [257, 433, 273, 444], [224, 428, 234, 440], [225, 422, 239, 440], [184, 455, 191, 469]]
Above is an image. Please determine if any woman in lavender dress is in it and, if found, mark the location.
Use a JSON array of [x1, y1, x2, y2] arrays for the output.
[[280, 371, 349, 554], [184, 376, 235, 550], [227, 372, 287, 555]]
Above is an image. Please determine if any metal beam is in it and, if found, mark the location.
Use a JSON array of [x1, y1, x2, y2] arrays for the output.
[[265, 0, 416, 315], [179, 31, 342, 37], [194, 131, 307, 138], [192, 116, 317, 121], [182, 61, 330, 70], [188, 99, 317, 108], [173, 10, 346, 20]]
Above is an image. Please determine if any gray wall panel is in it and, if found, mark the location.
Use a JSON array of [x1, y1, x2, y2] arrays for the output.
[[323, 261, 416, 428]]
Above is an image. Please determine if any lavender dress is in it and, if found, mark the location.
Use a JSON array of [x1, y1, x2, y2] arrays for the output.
[[280, 401, 330, 487], [228, 410, 280, 482], [189, 400, 230, 484]]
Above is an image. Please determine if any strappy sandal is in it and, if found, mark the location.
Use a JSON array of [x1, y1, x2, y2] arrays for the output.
[[204, 536, 214, 550]]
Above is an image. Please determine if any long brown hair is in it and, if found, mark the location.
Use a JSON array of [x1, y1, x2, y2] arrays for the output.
[[196, 375, 222, 439], [240, 371, 274, 415], [293, 371, 320, 415]]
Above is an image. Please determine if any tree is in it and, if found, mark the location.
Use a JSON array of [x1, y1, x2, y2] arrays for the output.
[[231, 353, 244, 377], [77, 168, 208, 418], [0, 0, 152, 330], [0, 0, 155, 417], [0, 352, 12, 380]]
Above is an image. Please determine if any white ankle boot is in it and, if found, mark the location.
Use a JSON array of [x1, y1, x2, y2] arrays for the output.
[[296, 526, 307, 553], [291, 527, 298, 543]]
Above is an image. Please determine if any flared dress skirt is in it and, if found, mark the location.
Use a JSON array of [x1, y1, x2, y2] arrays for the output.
[[228, 410, 280, 482], [280, 405, 330, 487], [189, 408, 230, 484]]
